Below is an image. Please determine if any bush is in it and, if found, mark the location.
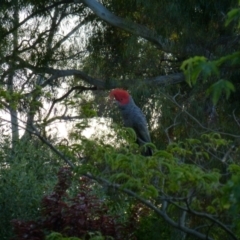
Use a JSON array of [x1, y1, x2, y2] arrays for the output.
[[0, 139, 60, 240], [11, 167, 135, 240]]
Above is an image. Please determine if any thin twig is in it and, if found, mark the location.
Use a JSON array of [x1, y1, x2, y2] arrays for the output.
[[161, 91, 240, 138], [233, 109, 240, 128], [44, 85, 96, 121]]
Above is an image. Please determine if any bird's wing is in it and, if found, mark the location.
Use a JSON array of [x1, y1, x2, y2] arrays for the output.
[[133, 120, 152, 156], [133, 118, 151, 144]]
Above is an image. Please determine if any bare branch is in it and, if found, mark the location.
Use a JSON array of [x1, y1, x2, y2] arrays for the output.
[[84, 174, 214, 240], [164, 122, 179, 144], [52, 17, 90, 52], [44, 115, 85, 125], [145, 73, 185, 86], [233, 109, 240, 128], [168, 199, 237, 240], [161, 91, 240, 138], [75, 0, 173, 52], [46, 6, 61, 51], [186, 205, 237, 240], [44, 85, 96, 121], [31, 125, 75, 168], [15, 56, 184, 90], [15, 56, 108, 88], [2, 1, 68, 39], [221, 145, 235, 163]]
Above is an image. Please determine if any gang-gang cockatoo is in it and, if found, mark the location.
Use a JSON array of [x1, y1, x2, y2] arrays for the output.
[[109, 88, 152, 156]]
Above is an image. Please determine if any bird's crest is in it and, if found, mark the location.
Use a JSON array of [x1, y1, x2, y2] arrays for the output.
[[109, 88, 130, 105]]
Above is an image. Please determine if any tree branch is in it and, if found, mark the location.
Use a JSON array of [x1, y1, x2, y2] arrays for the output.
[[31, 125, 75, 168], [74, 0, 173, 52], [186, 203, 237, 240], [0, 113, 235, 239], [44, 115, 85, 125], [2, 1, 68, 39], [15, 55, 184, 90], [84, 174, 214, 240], [44, 85, 96, 121], [52, 17, 90, 52], [168, 199, 237, 240], [145, 73, 185, 86], [161, 91, 240, 138]]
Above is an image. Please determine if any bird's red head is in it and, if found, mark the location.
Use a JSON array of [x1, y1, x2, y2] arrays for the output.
[[109, 88, 130, 105]]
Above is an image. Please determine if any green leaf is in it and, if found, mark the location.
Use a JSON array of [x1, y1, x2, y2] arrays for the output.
[[110, 172, 130, 182], [143, 185, 158, 198], [123, 178, 142, 191], [206, 79, 235, 105], [228, 164, 240, 174], [124, 127, 137, 142], [185, 138, 201, 145], [225, 8, 240, 26], [181, 56, 207, 86], [206, 206, 216, 214], [153, 150, 173, 159]]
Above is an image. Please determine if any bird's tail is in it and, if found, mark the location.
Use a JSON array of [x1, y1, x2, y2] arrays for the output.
[[142, 146, 153, 156], [137, 139, 153, 156]]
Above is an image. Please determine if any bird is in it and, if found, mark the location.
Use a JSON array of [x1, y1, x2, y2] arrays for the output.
[[109, 88, 152, 156]]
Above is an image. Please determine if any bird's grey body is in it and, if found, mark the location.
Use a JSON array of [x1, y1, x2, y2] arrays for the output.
[[117, 96, 152, 155]]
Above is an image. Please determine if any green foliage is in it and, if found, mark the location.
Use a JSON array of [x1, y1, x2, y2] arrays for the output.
[[135, 213, 171, 240], [80, 102, 98, 118], [46, 232, 81, 240], [181, 56, 236, 105], [221, 172, 240, 236], [46, 231, 107, 240], [71, 126, 240, 239], [180, 5, 240, 105], [225, 7, 240, 26], [181, 56, 215, 86], [0, 138, 60, 240], [206, 79, 235, 105], [1, 0, 240, 239], [11, 168, 137, 240]]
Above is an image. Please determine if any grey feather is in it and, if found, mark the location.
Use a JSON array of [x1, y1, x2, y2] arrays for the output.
[[117, 96, 152, 156]]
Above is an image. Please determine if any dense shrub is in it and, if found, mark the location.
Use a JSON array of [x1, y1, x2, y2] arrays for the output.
[[11, 167, 135, 240], [0, 139, 60, 240]]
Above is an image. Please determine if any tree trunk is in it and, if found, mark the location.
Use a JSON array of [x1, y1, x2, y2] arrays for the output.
[[8, 0, 20, 148]]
